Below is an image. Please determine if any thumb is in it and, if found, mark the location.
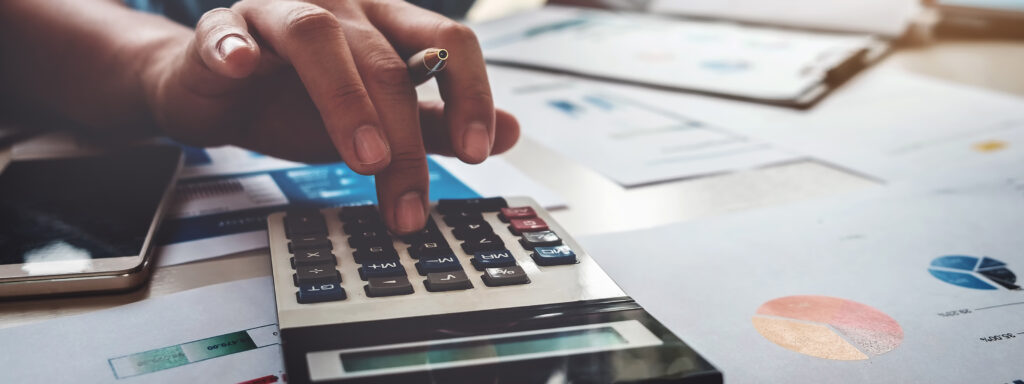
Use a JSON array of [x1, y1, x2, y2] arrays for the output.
[[176, 7, 261, 96]]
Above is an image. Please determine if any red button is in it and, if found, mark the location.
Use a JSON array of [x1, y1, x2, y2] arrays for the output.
[[509, 218, 548, 234], [501, 206, 536, 221]]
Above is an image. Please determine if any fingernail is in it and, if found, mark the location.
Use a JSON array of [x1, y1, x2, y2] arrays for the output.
[[395, 191, 426, 233], [217, 35, 248, 60], [463, 122, 491, 162], [354, 125, 389, 165]]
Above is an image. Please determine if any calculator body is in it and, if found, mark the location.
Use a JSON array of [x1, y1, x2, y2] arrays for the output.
[[267, 197, 721, 383]]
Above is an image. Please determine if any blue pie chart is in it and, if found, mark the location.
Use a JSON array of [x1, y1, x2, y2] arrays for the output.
[[928, 255, 1020, 290]]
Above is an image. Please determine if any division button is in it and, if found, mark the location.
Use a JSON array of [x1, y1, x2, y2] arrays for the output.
[[284, 211, 327, 238], [425, 270, 473, 292], [482, 266, 530, 287], [296, 283, 346, 304], [408, 240, 452, 259], [461, 234, 505, 254], [452, 222, 493, 241], [358, 262, 407, 280], [443, 211, 485, 227], [519, 231, 562, 249], [499, 206, 537, 222], [288, 236, 333, 253], [472, 249, 517, 270], [508, 218, 549, 234], [352, 245, 399, 264], [532, 245, 577, 266], [365, 276, 415, 297], [293, 266, 341, 286], [290, 248, 337, 268], [437, 197, 508, 214], [416, 255, 462, 275]]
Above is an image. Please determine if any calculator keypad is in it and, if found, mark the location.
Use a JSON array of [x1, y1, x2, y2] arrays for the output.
[[278, 199, 589, 306]]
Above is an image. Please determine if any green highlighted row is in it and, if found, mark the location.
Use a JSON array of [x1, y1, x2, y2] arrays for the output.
[[109, 331, 257, 378]]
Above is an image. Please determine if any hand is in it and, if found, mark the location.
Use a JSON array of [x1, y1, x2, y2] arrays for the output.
[[143, 0, 520, 234]]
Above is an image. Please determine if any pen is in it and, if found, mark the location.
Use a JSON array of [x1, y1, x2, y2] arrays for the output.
[[407, 48, 448, 84]]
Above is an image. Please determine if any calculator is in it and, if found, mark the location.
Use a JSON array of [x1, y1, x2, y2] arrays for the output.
[[266, 197, 721, 383]]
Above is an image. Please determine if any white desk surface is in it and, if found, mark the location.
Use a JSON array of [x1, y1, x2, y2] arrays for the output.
[[2, 39, 1023, 329]]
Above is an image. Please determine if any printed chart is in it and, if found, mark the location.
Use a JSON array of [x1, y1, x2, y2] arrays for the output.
[[751, 295, 903, 361], [928, 255, 1020, 290]]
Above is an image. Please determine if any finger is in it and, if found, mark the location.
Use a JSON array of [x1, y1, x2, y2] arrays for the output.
[[333, 6, 430, 234], [236, 1, 391, 174], [188, 8, 260, 92], [361, 1, 496, 164], [419, 101, 519, 156]]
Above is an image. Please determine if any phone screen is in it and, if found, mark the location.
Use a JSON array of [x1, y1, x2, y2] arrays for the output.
[[0, 146, 181, 267]]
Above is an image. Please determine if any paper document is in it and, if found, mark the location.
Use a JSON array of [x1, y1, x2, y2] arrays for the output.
[[581, 169, 1024, 382], [489, 66, 801, 186], [477, 6, 876, 102], [649, 0, 921, 37], [0, 277, 282, 383], [157, 146, 563, 266]]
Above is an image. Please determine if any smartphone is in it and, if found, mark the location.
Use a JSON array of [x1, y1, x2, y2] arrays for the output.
[[0, 144, 183, 298]]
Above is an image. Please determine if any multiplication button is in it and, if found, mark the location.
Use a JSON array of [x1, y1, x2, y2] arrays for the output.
[[290, 248, 336, 268]]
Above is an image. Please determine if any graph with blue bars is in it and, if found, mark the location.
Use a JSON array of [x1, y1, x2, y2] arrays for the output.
[[928, 255, 1020, 290]]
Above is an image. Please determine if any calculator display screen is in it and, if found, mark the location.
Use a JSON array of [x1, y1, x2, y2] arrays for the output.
[[340, 327, 626, 373], [0, 146, 180, 270]]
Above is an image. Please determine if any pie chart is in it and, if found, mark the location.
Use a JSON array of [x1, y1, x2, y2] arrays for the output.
[[928, 255, 1020, 290], [752, 295, 903, 361]]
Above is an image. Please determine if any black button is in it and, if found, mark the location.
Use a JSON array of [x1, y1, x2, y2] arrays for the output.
[[289, 236, 333, 253], [518, 231, 562, 249], [437, 198, 508, 214], [338, 205, 378, 222], [358, 261, 407, 280], [290, 248, 337, 268], [443, 211, 485, 227], [408, 241, 453, 259], [398, 218, 442, 244], [415, 255, 462, 275], [293, 266, 341, 286], [352, 245, 399, 264], [364, 276, 415, 297], [425, 270, 473, 292], [482, 266, 530, 286], [348, 229, 392, 249], [472, 249, 517, 270], [452, 222, 493, 240], [342, 216, 385, 235], [461, 234, 505, 254], [296, 283, 346, 303], [284, 211, 327, 239]]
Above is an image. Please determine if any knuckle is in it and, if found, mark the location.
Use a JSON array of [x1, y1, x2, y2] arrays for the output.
[[283, 5, 339, 38], [435, 20, 478, 45], [463, 88, 493, 105], [199, 7, 234, 24], [326, 82, 371, 108], [366, 53, 411, 89], [388, 146, 427, 166]]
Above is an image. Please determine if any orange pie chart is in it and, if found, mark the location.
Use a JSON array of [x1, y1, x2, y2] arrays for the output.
[[752, 295, 903, 361]]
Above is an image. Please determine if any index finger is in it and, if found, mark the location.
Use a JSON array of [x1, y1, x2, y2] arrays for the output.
[[360, 1, 496, 165]]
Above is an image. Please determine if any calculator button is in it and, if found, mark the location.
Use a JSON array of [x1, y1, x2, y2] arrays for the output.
[[284, 212, 327, 239], [452, 222, 493, 240], [293, 266, 341, 286], [290, 248, 336, 267], [461, 234, 505, 254], [352, 245, 399, 264], [365, 277, 415, 297], [443, 211, 485, 227], [408, 241, 452, 259], [437, 197, 508, 214], [296, 283, 346, 304], [398, 218, 441, 244], [472, 250, 517, 270], [358, 262, 407, 280], [289, 236, 332, 253], [499, 207, 536, 222], [532, 245, 577, 266], [415, 255, 462, 275], [508, 218, 549, 234], [425, 270, 473, 292], [347, 230, 392, 249], [338, 205, 378, 222], [482, 266, 530, 287], [519, 231, 562, 249], [342, 216, 385, 235]]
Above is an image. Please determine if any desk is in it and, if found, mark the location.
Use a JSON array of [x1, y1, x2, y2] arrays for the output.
[[2, 39, 1022, 330]]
